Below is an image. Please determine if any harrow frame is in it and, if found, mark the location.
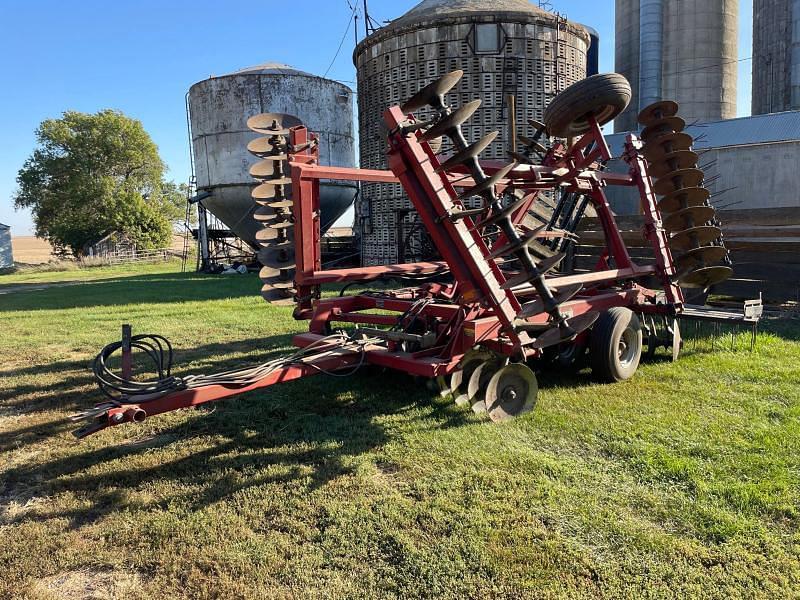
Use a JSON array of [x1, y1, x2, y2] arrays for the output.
[[74, 90, 697, 438]]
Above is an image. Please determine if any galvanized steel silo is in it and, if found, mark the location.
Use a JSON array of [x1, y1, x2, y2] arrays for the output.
[[188, 63, 357, 247]]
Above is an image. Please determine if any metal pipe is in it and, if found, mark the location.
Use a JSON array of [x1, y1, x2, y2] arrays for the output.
[[638, 0, 663, 116]]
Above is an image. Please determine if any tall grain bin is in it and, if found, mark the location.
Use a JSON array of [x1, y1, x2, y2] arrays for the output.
[[752, 0, 800, 114], [0, 224, 11, 269], [188, 63, 357, 247], [354, 0, 590, 265], [614, 0, 739, 132]]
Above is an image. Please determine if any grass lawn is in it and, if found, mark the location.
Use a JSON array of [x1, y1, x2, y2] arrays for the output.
[[1, 262, 799, 599]]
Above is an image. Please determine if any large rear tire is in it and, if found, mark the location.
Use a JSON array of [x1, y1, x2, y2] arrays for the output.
[[590, 308, 642, 383], [544, 73, 632, 138]]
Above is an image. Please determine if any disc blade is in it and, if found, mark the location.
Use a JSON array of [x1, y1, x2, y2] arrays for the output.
[[473, 196, 528, 230], [648, 150, 699, 179], [447, 206, 489, 222], [637, 100, 680, 126], [247, 114, 291, 135], [256, 224, 292, 243], [484, 363, 538, 422], [466, 358, 504, 412], [458, 161, 516, 201], [528, 119, 547, 132], [529, 312, 600, 350], [656, 186, 710, 213], [642, 132, 694, 162], [508, 150, 535, 164], [436, 131, 498, 172], [517, 135, 547, 154], [488, 224, 545, 259], [500, 253, 566, 290], [266, 199, 294, 210], [254, 206, 278, 223], [663, 206, 716, 233], [517, 282, 583, 320], [421, 100, 482, 141], [670, 225, 723, 252], [400, 70, 464, 113], [674, 245, 728, 271], [679, 265, 733, 289], [260, 242, 296, 270], [247, 136, 287, 157], [261, 285, 294, 303], [259, 265, 281, 278], [641, 116, 687, 141], [653, 168, 705, 196]]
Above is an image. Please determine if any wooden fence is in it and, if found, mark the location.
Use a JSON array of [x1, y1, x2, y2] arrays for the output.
[[576, 207, 800, 302]]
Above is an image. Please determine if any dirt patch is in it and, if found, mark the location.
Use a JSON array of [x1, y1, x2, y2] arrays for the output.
[[30, 569, 142, 600]]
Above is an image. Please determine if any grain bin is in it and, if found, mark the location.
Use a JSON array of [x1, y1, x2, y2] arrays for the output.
[[188, 63, 357, 247], [354, 0, 590, 265], [0, 224, 12, 269], [614, 0, 739, 132], [752, 0, 800, 114]]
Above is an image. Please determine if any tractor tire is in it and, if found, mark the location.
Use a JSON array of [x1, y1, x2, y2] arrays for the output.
[[590, 307, 642, 383], [543, 73, 632, 138]]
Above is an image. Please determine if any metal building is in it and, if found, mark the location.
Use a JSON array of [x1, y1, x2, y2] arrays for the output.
[[354, 0, 590, 265], [0, 223, 12, 270], [614, 0, 739, 132], [752, 0, 800, 114], [188, 63, 357, 248]]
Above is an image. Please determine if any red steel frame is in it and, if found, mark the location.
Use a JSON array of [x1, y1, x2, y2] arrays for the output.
[[74, 112, 684, 438]]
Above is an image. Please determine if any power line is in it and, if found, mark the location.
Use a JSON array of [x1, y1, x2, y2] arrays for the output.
[[639, 56, 753, 82], [324, 2, 359, 78]]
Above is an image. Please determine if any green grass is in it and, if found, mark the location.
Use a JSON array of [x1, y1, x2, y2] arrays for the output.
[[1, 263, 799, 599]]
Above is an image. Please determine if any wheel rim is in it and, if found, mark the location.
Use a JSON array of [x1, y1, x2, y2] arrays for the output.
[[484, 364, 538, 423], [618, 326, 639, 368]]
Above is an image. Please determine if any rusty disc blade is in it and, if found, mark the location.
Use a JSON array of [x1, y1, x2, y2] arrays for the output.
[[517, 135, 547, 154], [656, 186, 710, 213], [500, 252, 566, 290], [436, 131, 498, 172], [253, 227, 280, 244], [653, 168, 705, 196], [254, 206, 278, 223], [663, 205, 716, 233], [422, 100, 482, 141], [484, 363, 538, 422], [247, 136, 287, 157], [247, 114, 291, 135], [648, 150, 699, 179], [249, 160, 283, 179], [472, 196, 528, 230], [528, 118, 547, 132], [266, 199, 294, 210], [670, 225, 723, 251], [458, 161, 516, 201], [679, 265, 733, 289], [642, 132, 694, 162], [674, 245, 729, 271], [466, 358, 504, 412], [517, 282, 583, 320], [641, 116, 687, 141], [637, 100, 680, 126], [401, 70, 464, 113], [259, 265, 281, 279], [529, 312, 600, 349], [259, 242, 296, 270]]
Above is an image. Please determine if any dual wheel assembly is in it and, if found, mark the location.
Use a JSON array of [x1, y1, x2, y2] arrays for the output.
[[445, 307, 643, 423]]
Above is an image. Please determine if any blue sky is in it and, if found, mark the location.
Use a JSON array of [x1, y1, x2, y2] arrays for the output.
[[0, 0, 753, 235]]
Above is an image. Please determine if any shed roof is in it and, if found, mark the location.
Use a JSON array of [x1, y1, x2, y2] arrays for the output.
[[0, 223, 9, 229], [607, 110, 800, 155]]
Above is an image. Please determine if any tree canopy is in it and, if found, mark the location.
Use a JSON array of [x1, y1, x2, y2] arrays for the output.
[[14, 110, 185, 256]]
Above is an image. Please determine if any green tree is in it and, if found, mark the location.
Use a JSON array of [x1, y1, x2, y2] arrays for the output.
[[14, 109, 182, 256]]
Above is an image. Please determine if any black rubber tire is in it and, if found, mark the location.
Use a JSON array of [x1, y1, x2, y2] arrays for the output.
[[590, 308, 643, 383], [543, 73, 632, 138]]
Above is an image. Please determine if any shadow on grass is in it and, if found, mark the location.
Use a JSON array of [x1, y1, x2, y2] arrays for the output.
[[1, 365, 472, 530], [0, 271, 260, 312]]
